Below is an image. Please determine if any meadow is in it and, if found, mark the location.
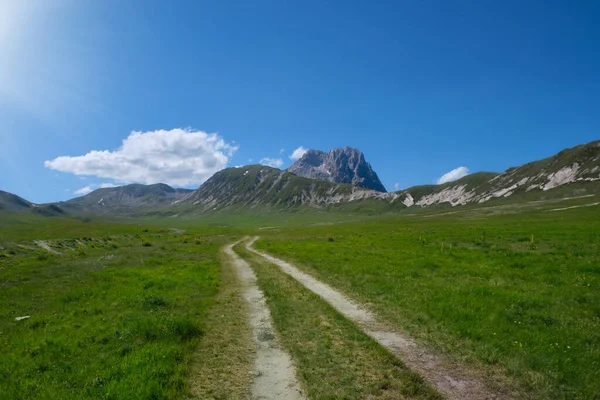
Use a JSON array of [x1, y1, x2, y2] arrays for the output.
[[0, 215, 236, 399], [1, 193, 599, 399], [255, 201, 600, 399]]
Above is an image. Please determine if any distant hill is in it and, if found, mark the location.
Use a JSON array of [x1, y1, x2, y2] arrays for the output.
[[288, 147, 387, 192], [0, 190, 68, 217], [0, 190, 33, 212], [62, 183, 193, 215]]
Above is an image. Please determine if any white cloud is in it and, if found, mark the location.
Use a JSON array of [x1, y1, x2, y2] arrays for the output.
[[280, 148, 285, 154], [74, 182, 118, 196], [289, 146, 308, 160], [259, 157, 284, 168], [394, 182, 400, 190], [45, 128, 238, 186], [74, 186, 93, 195], [436, 166, 470, 184]]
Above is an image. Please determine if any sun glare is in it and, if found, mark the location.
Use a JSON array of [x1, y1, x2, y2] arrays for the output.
[[0, 1, 83, 123], [0, 1, 32, 95]]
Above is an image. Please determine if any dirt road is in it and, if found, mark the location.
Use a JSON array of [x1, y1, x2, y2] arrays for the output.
[[224, 241, 306, 400], [245, 237, 505, 400]]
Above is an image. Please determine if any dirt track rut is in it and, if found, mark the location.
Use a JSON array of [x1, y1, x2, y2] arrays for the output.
[[245, 236, 505, 400], [224, 241, 306, 400]]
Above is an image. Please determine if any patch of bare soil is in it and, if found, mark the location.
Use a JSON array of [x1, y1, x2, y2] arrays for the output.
[[33, 240, 61, 254]]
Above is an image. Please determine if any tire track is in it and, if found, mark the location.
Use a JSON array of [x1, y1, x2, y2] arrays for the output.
[[245, 237, 506, 400], [224, 241, 306, 400]]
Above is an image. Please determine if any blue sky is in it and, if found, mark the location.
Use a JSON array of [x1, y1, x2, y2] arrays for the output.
[[1, 1, 599, 203]]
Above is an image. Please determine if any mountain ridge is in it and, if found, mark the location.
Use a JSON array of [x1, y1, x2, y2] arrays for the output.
[[2, 140, 599, 216], [179, 165, 388, 213], [175, 139, 600, 213], [60, 183, 193, 215]]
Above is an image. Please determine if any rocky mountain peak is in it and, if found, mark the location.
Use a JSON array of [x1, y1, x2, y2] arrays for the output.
[[287, 146, 387, 192]]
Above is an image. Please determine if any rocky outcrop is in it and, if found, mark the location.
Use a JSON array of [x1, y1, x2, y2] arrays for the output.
[[287, 147, 387, 192]]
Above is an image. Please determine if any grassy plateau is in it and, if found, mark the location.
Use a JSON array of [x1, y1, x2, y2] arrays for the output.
[[255, 201, 600, 399], [1, 193, 599, 399]]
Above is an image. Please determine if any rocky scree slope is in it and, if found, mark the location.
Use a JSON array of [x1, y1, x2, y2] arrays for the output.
[[287, 147, 387, 192]]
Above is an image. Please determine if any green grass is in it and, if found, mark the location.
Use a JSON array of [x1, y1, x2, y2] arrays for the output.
[[236, 245, 441, 400], [2, 193, 599, 399], [0, 212, 156, 242], [0, 218, 236, 399], [255, 204, 600, 399], [189, 248, 253, 399]]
